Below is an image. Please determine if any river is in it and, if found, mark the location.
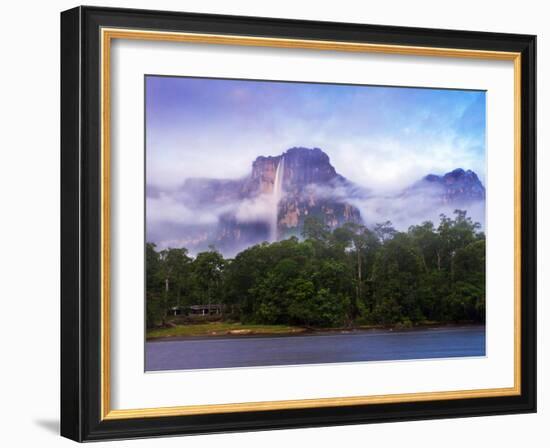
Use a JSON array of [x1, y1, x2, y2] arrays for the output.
[[145, 325, 485, 371]]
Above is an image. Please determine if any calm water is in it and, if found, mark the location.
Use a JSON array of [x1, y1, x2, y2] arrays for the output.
[[145, 325, 485, 371]]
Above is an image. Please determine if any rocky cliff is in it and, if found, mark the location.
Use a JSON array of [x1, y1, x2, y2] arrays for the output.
[[207, 147, 361, 253]]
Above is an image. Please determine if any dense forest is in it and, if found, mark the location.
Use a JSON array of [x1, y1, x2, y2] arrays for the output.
[[146, 210, 485, 330]]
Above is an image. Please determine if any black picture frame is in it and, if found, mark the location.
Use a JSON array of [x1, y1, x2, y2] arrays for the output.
[[61, 5, 536, 442]]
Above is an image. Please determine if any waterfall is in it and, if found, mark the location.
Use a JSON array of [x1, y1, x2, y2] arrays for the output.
[[271, 156, 285, 242]]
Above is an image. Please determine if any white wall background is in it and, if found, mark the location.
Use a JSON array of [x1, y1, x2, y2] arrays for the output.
[[0, 0, 546, 446]]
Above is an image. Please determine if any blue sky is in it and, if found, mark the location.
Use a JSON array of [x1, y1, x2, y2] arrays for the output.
[[146, 76, 485, 193]]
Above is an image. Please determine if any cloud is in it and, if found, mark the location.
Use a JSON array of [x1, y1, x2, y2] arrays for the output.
[[329, 136, 484, 193], [306, 181, 485, 231], [147, 193, 221, 226], [145, 77, 486, 193], [234, 194, 275, 223], [146, 190, 279, 251], [350, 193, 485, 232]]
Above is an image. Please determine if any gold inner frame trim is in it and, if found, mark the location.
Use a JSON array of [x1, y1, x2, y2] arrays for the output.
[[100, 27, 522, 421]]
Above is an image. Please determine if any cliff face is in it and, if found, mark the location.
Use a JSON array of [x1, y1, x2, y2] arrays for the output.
[[248, 155, 281, 195], [275, 148, 360, 238], [241, 147, 343, 195], [281, 147, 339, 186]]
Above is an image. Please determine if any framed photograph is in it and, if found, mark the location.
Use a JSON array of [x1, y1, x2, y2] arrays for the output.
[[60, 6, 536, 441]]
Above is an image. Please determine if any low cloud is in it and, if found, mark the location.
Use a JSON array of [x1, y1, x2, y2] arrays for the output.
[[146, 189, 279, 251], [147, 193, 221, 226], [234, 194, 275, 223], [147, 174, 485, 254], [303, 180, 485, 231], [350, 193, 485, 231]]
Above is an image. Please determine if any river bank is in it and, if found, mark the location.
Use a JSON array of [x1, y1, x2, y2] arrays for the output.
[[146, 320, 482, 342]]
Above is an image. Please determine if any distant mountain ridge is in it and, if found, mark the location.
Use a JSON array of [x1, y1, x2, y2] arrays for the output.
[[151, 147, 485, 256], [410, 168, 486, 204]]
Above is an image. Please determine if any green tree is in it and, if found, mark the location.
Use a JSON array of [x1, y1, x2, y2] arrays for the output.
[[192, 250, 225, 308], [374, 221, 397, 243], [371, 233, 424, 324], [146, 243, 165, 328], [302, 215, 330, 243], [288, 283, 348, 327], [339, 222, 379, 318], [408, 221, 440, 272], [437, 210, 480, 271], [160, 247, 192, 309]]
